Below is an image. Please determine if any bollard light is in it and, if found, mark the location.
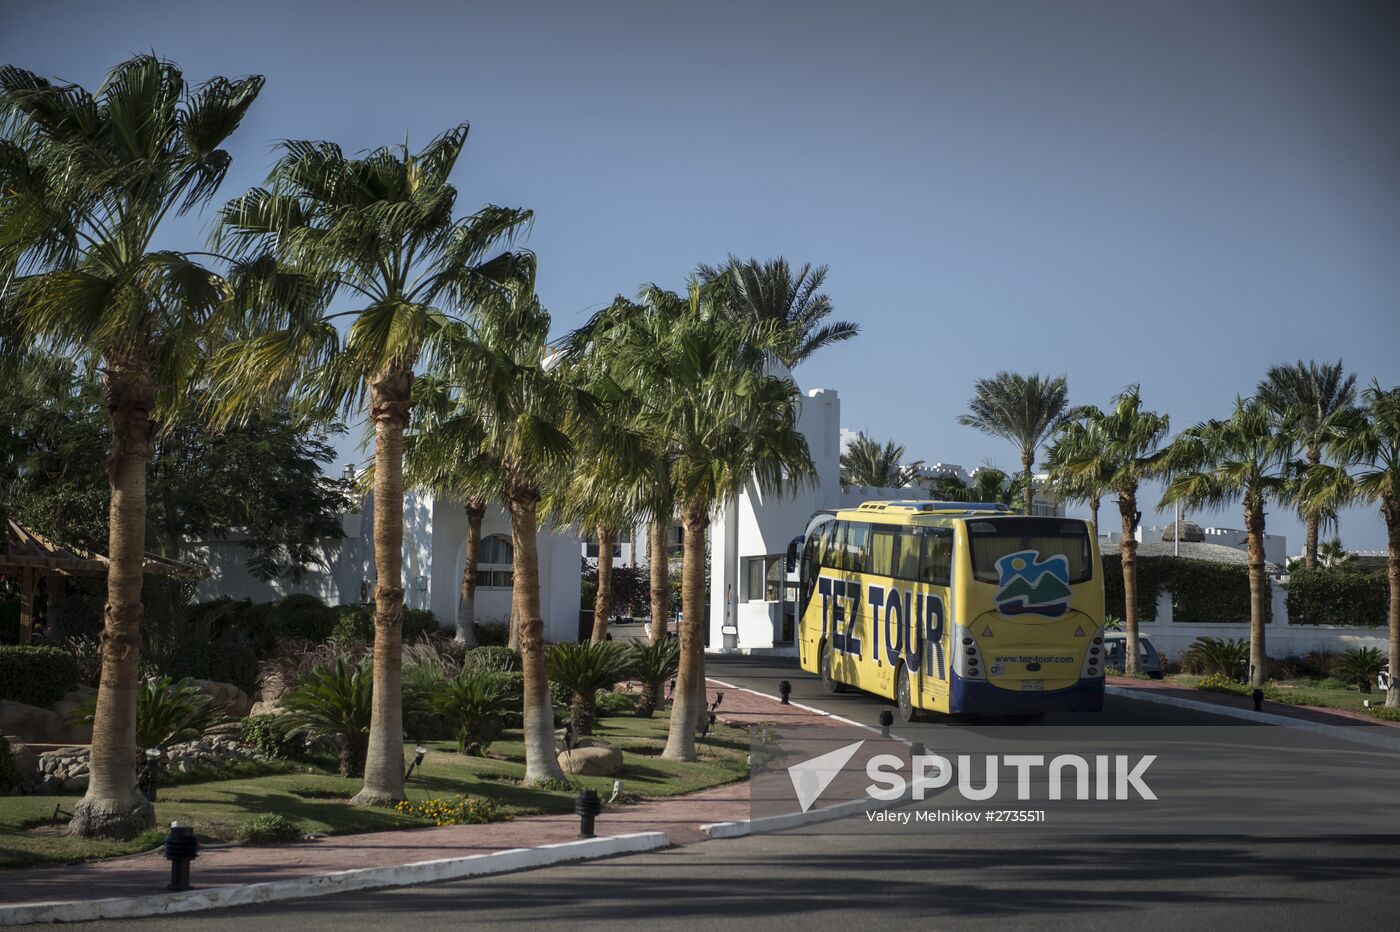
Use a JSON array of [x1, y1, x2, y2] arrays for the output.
[[879, 710, 894, 738], [140, 748, 161, 803], [404, 745, 428, 781], [910, 741, 926, 758], [714, 692, 723, 708], [575, 789, 602, 838], [1251, 688, 1263, 712], [778, 681, 792, 705], [163, 822, 199, 891]]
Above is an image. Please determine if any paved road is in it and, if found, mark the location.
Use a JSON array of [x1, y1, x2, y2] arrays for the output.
[[82, 656, 1400, 931]]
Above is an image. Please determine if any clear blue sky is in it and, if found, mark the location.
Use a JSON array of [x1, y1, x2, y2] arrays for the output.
[[6, 0, 1399, 551]]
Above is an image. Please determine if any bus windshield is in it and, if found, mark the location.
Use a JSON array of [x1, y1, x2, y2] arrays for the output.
[[965, 517, 1094, 584]]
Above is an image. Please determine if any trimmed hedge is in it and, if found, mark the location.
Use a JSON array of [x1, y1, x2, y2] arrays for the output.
[[1102, 555, 1265, 625], [0, 644, 80, 707], [1285, 568, 1389, 627]]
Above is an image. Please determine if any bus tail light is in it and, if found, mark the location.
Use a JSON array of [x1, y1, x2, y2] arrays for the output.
[[953, 625, 986, 681], [1081, 625, 1106, 678]]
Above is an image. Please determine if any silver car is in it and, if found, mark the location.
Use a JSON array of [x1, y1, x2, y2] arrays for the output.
[[1102, 633, 1164, 679]]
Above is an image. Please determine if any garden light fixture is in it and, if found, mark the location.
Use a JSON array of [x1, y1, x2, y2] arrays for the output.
[[779, 680, 792, 704], [163, 822, 199, 891], [404, 745, 428, 781], [879, 710, 894, 738]]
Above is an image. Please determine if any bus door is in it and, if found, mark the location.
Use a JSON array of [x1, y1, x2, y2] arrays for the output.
[[910, 526, 954, 713], [834, 521, 871, 690]]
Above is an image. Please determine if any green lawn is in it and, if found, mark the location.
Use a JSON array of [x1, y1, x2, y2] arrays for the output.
[[0, 712, 749, 870], [1166, 674, 1379, 714]]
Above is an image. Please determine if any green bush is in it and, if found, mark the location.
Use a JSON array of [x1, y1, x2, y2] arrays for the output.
[[462, 645, 520, 674], [1368, 706, 1400, 722], [281, 658, 372, 777], [0, 645, 80, 707], [238, 813, 304, 844], [239, 713, 304, 760], [474, 620, 510, 646], [595, 689, 639, 717], [1332, 647, 1387, 693], [209, 640, 260, 693], [1182, 637, 1250, 679], [271, 594, 339, 642], [1285, 569, 1389, 627], [628, 638, 680, 717], [68, 676, 228, 750], [547, 641, 633, 736], [329, 604, 440, 643], [432, 670, 519, 755], [394, 794, 510, 825], [0, 736, 19, 795], [1102, 555, 1263, 624]]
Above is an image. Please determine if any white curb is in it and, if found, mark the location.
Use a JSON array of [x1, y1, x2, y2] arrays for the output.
[[1107, 685, 1400, 751], [0, 832, 670, 926]]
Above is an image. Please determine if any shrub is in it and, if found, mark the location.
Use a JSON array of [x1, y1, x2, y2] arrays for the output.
[[462, 645, 520, 674], [238, 813, 304, 844], [1182, 637, 1250, 680], [0, 644, 80, 707], [627, 638, 680, 717], [68, 676, 228, 750], [1286, 568, 1388, 626], [596, 689, 639, 717], [394, 794, 510, 826], [280, 658, 372, 777], [1332, 648, 1387, 693], [329, 604, 440, 644], [1102, 555, 1263, 624], [473, 619, 511, 646], [1368, 706, 1400, 723], [63, 636, 104, 688], [432, 670, 519, 754], [1196, 672, 1249, 695], [239, 713, 304, 760], [271, 594, 340, 642], [0, 736, 19, 795], [210, 640, 260, 694], [547, 641, 633, 735]]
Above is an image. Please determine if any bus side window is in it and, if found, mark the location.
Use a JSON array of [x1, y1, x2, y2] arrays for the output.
[[893, 529, 920, 581], [868, 525, 898, 578], [845, 522, 869, 575], [823, 521, 845, 571], [919, 528, 953, 586]]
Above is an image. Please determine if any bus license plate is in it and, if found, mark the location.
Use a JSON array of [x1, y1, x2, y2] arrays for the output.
[[1022, 680, 1044, 691]]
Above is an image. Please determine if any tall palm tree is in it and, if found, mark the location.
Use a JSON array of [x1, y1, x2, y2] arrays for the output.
[[427, 280, 585, 783], [840, 434, 923, 488], [1160, 397, 1293, 688], [1046, 405, 1112, 537], [696, 256, 858, 368], [0, 56, 263, 838], [213, 126, 531, 804], [958, 372, 1070, 515], [1258, 360, 1357, 568], [1053, 388, 1169, 673], [1302, 382, 1400, 707], [581, 277, 815, 760]]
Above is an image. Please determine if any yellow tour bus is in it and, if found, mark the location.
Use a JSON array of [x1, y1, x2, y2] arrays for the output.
[[794, 501, 1105, 720]]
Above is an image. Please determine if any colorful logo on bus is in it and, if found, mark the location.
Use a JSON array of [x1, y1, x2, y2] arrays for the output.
[[993, 550, 1072, 617]]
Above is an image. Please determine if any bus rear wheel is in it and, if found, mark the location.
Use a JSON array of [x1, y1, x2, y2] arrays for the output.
[[896, 663, 919, 723], [820, 640, 845, 693]]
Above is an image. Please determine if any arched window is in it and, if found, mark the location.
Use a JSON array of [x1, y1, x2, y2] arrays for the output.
[[479, 534, 514, 589]]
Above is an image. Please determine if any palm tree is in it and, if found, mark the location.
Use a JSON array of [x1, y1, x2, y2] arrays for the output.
[[696, 256, 858, 368], [958, 372, 1070, 515], [1053, 388, 1169, 673], [1258, 360, 1357, 568], [1302, 382, 1400, 707], [0, 56, 263, 838], [583, 277, 815, 760], [840, 435, 923, 488], [1045, 405, 1112, 537], [213, 126, 531, 804], [1159, 397, 1293, 688], [426, 280, 584, 783]]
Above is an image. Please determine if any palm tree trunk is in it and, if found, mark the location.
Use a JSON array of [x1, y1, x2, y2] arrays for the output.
[[351, 368, 412, 807], [1119, 488, 1141, 675], [1304, 448, 1321, 569], [1245, 495, 1269, 689], [649, 514, 670, 642], [592, 524, 615, 642], [662, 506, 709, 761], [1021, 450, 1035, 516], [1089, 493, 1100, 539], [1384, 497, 1400, 709], [509, 485, 565, 783], [70, 365, 156, 838], [456, 501, 485, 646]]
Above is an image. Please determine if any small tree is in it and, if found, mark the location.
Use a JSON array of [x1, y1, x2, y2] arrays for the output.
[[280, 659, 373, 778], [547, 641, 633, 735]]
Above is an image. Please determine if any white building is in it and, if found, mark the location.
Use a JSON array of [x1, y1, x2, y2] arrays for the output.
[[1104, 525, 1288, 568], [194, 491, 583, 643]]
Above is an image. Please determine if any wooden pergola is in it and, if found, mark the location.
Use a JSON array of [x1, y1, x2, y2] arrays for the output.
[[1, 519, 204, 644]]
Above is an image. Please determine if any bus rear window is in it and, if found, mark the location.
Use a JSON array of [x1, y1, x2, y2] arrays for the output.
[[965, 518, 1093, 584]]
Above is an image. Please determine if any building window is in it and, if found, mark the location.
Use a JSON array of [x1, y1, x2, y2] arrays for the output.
[[583, 535, 622, 559], [742, 555, 786, 602], [480, 534, 514, 589]]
